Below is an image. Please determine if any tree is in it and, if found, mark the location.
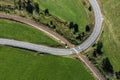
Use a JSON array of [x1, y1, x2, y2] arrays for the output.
[[26, 0, 34, 14], [96, 41, 103, 54], [93, 49, 97, 57], [88, 6, 92, 11], [17, 0, 22, 10], [69, 22, 74, 29], [34, 2, 40, 13], [82, 32, 85, 37], [76, 34, 82, 41], [116, 71, 120, 79], [53, 25, 56, 29], [50, 21, 53, 25], [86, 25, 90, 32], [102, 58, 113, 73], [74, 24, 79, 33], [44, 8, 49, 15]]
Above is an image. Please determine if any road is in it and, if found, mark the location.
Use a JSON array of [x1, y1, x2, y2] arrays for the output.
[[0, 0, 105, 80], [74, 0, 103, 53], [0, 0, 103, 55], [0, 38, 73, 55]]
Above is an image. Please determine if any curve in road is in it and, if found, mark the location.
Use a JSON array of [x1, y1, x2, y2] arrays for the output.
[[74, 0, 103, 53], [0, 0, 103, 55], [0, 0, 105, 80]]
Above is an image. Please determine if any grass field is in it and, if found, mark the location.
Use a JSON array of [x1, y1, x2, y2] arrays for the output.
[[101, 0, 120, 71], [34, 0, 88, 31], [0, 19, 62, 47], [0, 46, 94, 80]]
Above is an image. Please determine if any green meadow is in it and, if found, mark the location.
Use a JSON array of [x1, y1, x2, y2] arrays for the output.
[[0, 46, 94, 80], [101, 0, 120, 71], [34, 0, 88, 31]]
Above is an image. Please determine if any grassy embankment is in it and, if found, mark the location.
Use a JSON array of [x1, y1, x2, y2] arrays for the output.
[[101, 0, 120, 72]]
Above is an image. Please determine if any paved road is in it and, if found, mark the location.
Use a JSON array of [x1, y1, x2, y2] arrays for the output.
[[74, 0, 103, 53], [0, 0, 103, 54], [0, 0, 105, 80], [0, 38, 73, 55]]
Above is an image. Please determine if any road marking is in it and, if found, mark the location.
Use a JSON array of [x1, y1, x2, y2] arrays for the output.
[[72, 48, 79, 54]]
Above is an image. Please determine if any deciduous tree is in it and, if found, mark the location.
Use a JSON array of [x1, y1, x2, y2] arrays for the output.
[[102, 58, 113, 73]]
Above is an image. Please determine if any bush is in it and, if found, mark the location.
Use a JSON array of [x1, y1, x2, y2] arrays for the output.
[[102, 58, 113, 73]]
